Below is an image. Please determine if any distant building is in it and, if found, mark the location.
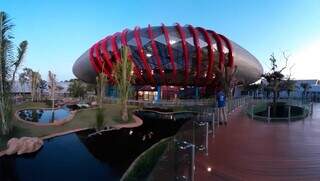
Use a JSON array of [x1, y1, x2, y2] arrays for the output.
[[11, 81, 71, 99]]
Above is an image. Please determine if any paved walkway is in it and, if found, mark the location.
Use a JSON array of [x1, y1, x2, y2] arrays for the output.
[[195, 103, 320, 180]]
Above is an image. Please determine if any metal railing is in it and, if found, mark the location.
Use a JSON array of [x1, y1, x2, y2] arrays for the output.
[[247, 98, 314, 124], [146, 96, 250, 180]]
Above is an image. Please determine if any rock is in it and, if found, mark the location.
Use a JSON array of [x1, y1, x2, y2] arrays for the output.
[[6, 137, 43, 155], [91, 101, 98, 106]]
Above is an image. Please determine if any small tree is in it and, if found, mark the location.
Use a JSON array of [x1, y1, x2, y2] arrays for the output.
[[262, 53, 288, 106], [113, 46, 134, 122]]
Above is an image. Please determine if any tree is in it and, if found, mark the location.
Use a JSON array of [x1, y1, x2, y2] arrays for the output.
[[11, 40, 28, 87], [18, 71, 28, 95], [300, 82, 310, 99], [68, 79, 87, 99], [30, 71, 41, 102], [96, 64, 108, 108], [244, 83, 260, 98], [39, 79, 47, 101], [261, 53, 288, 106], [213, 63, 238, 99], [283, 78, 295, 98], [48, 71, 57, 110], [113, 46, 135, 122]]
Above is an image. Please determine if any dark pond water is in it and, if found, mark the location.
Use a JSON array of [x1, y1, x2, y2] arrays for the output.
[[0, 111, 196, 181], [17, 107, 70, 123], [255, 104, 305, 118]]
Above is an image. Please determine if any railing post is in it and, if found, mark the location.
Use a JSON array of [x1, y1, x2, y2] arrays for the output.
[[205, 122, 209, 155], [212, 109, 215, 137], [267, 106, 271, 124], [288, 105, 291, 124]]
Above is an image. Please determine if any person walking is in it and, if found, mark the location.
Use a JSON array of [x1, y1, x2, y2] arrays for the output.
[[217, 90, 227, 125]]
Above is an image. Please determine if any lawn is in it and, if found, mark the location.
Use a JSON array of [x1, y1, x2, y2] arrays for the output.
[[0, 101, 137, 152]]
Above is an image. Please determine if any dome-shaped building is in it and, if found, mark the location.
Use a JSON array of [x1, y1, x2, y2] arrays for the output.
[[73, 23, 263, 99]]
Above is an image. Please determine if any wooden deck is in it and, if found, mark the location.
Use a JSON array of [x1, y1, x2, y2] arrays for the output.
[[195, 103, 320, 180]]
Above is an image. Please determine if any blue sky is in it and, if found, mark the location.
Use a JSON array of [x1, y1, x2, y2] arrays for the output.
[[2, 0, 320, 80]]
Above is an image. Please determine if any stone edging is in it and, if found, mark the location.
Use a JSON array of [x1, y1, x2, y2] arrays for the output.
[[14, 107, 77, 126]]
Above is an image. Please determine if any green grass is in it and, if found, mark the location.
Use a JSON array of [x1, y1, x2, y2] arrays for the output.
[[0, 102, 137, 151]]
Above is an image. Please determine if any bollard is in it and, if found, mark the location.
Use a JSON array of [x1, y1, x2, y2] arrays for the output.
[[174, 140, 195, 181], [310, 103, 313, 116], [267, 106, 271, 124]]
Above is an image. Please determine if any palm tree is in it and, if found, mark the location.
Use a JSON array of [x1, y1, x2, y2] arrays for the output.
[[0, 11, 14, 135], [0, 11, 28, 135], [18, 72, 27, 95], [11, 40, 28, 87], [48, 71, 57, 110], [283, 78, 295, 98], [31, 71, 41, 102], [96, 63, 108, 108], [113, 46, 135, 122]]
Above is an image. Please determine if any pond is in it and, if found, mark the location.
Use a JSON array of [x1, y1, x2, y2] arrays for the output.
[[17, 107, 70, 124], [0, 110, 196, 181]]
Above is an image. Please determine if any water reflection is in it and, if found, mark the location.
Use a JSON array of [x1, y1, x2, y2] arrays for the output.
[[18, 107, 70, 124]]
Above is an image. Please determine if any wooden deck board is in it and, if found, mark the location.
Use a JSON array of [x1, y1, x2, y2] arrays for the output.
[[195, 103, 320, 180]]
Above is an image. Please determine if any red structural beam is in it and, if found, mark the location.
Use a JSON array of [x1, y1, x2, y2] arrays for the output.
[[120, 28, 144, 83], [111, 32, 121, 62], [89, 44, 101, 73], [188, 25, 202, 84], [134, 26, 155, 83], [218, 34, 234, 67], [161, 23, 177, 82], [175, 23, 189, 85], [100, 36, 113, 72], [147, 24, 166, 84], [208, 30, 224, 69], [95, 41, 112, 77], [197, 27, 215, 82]]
